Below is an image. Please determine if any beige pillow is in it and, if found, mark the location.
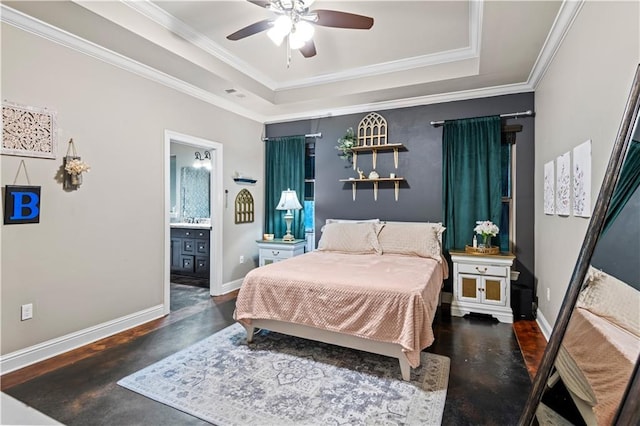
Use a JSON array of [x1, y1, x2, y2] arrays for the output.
[[317, 222, 383, 254], [322, 218, 380, 232], [577, 266, 640, 338], [378, 222, 445, 261]]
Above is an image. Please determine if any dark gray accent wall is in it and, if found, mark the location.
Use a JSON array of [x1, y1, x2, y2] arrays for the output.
[[591, 186, 640, 290], [266, 93, 535, 293]]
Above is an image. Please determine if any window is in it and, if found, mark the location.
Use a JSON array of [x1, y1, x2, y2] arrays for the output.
[[500, 127, 519, 252], [304, 142, 315, 250]]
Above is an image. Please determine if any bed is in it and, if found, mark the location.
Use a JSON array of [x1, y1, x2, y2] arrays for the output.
[[546, 267, 640, 425], [234, 221, 447, 381]]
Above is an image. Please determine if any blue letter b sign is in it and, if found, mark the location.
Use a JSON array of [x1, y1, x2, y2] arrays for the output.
[[4, 185, 41, 224]]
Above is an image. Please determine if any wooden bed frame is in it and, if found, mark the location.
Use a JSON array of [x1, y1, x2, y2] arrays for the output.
[[240, 318, 413, 381]]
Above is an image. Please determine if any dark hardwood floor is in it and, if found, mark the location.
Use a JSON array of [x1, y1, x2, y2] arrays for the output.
[[2, 283, 544, 425]]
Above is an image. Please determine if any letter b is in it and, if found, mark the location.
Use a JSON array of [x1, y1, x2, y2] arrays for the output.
[[10, 191, 40, 220]]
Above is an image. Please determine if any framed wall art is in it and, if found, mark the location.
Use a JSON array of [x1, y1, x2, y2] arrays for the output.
[[572, 139, 592, 217], [2, 101, 57, 159], [555, 151, 571, 216], [543, 160, 555, 215]]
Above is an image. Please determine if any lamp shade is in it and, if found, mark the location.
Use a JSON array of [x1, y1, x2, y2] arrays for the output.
[[276, 189, 302, 211]]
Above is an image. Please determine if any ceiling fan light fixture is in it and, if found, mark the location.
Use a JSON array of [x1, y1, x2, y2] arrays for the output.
[[288, 34, 306, 50], [228, 0, 374, 63], [267, 28, 286, 46], [294, 20, 314, 42], [267, 15, 292, 46]]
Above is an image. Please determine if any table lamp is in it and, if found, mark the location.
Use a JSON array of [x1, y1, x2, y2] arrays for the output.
[[276, 188, 302, 241]]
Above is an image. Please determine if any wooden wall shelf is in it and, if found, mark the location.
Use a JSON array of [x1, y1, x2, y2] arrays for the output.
[[339, 177, 405, 201], [351, 143, 405, 170]]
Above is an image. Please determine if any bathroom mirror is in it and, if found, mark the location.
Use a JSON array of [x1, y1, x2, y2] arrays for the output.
[[520, 65, 640, 424], [180, 166, 210, 219], [169, 144, 211, 222]]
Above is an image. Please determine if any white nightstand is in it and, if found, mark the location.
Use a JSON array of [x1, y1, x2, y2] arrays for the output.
[[256, 239, 306, 266], [450, 250, 516, 323]]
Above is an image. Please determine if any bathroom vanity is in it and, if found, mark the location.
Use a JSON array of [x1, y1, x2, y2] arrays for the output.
[[170, 224, 210, 278]]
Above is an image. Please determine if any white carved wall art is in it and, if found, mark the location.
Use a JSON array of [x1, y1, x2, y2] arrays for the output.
[[2, 101, 57, 159]]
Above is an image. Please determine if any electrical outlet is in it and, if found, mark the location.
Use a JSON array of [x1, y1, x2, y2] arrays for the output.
[[21, 303, 33, 321], [239, 255, 245, 264], [546, 288, 550, 302]]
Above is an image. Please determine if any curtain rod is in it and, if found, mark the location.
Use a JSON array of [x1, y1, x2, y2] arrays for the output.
[[429, 110, 534, 127], [263, 132, 322, 141]]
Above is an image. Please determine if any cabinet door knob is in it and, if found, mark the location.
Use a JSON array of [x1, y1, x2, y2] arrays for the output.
[[186, 232, 190, 235], [272, 251, 279, 256], [476, 267, 488, 273]]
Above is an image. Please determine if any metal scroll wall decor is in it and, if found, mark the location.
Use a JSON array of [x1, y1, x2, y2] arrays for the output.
[[235, 188, 255, 224]]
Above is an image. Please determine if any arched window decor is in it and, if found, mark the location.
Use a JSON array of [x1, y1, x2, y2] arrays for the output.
[[235, 188, 254, 224], [357, 112, 387, 147], [350, 112, 404, 171]]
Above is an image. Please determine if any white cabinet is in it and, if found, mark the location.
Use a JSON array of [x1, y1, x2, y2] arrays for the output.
[[450, 251, 515, 323], [256, 239, 306, 266]]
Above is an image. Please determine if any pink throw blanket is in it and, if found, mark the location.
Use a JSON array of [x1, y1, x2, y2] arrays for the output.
[[235, 251, 444, 368]]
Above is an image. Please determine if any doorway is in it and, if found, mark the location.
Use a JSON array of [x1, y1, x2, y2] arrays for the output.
[[164, 130, 223, 315]]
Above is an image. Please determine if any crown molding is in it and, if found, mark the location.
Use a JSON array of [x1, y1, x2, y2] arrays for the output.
[[278, 0, 483, 90], [265, 81, 535, 124], [120, 0, 279, 90], [0, 4, 267, 123], [123, 0, 484, 92], [2, 0, 576, 125], [277, 47, 479, 91], [528, 0, 584, 89]]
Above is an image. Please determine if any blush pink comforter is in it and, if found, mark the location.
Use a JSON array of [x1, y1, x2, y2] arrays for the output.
[[561, 307, 639, 425], [234, 251, 445, 368]]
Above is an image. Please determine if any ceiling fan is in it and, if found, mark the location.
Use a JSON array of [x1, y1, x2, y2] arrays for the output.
[[226, 0, 374, 59]]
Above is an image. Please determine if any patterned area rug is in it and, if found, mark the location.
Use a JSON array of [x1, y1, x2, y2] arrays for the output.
[[118, 323, 450, 425]]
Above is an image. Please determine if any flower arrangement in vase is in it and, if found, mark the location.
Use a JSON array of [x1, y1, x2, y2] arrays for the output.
[[473, 220, 499, 248], [64, 158, 90, 189]]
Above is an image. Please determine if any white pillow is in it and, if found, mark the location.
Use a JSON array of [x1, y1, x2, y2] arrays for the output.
[[378, 222, 445, 261], [317, 222, 383, 254], [578, 266, 639, 338]]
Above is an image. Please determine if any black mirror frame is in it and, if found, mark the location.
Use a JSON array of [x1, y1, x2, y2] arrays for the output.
[[519, 64, 640, 425]]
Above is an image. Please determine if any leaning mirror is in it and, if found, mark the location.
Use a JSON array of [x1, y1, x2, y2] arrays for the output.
[[520, 65, 640, 425]]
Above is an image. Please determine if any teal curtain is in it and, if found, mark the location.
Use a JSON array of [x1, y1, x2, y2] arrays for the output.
[[603, 140, 640, 233], [265, 136, 306, 239], [442, 116, 502, 250]]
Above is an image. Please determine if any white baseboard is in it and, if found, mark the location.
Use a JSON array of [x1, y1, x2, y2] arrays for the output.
[[536, 310, 553, 341], [219, 278, 243, 295], [0, 304, 164, 374]]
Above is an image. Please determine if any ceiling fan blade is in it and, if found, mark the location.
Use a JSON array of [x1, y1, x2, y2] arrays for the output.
[[312, 9, 374, 30], [226, 19, 273, 41], [299, 40, 317, 58]]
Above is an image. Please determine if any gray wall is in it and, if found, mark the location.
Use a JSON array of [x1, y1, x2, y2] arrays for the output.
[[1, 23, 264, 356], [533, 1, 639, 327], [266, 93, 535, 293], [591, 186, 640, 290]]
